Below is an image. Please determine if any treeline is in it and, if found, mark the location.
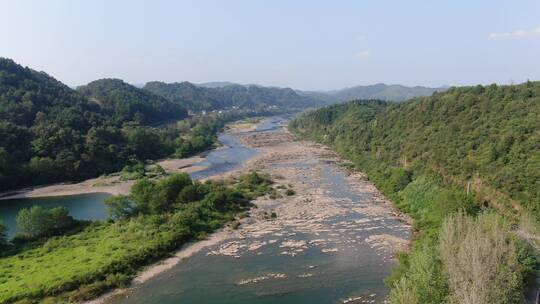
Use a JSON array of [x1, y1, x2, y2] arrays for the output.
[[0, 58, 275, 191], [77, 79, 187, 124], [144, 81, 323, 111], [0, 59, 185, 190], [289, 81, 540, 303], [0, 172, 273, 303]]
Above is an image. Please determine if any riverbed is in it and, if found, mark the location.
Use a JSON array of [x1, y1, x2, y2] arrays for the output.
[[104, 116, 411, 304]]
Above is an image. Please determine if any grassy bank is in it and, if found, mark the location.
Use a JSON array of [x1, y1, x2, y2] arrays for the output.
[[0, 172, 273, 304], [289, 82, 540, 303]]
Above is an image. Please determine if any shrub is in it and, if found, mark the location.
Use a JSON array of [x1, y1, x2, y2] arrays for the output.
[[15, 206, 76, 240], [388, 244, 447, 304], [0, 222, 8, 254], [439, 212, 523, 304]]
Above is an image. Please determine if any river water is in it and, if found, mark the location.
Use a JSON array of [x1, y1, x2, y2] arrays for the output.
[[0, 193, 110, 238], [0, 116, 281, 237], [108, 115, 409, 304], [1, 116, 408, 303]]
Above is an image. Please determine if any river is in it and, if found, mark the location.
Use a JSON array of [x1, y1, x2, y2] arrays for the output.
[[0, 116, 286, 238], [106, 115, 410, 304], [1, 116, 410, 303]]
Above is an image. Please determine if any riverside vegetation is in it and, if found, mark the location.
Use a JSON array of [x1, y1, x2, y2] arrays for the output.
[[289, 81, 540, 303], [0, 58, 288, 191], [0, 171, 273, 304]]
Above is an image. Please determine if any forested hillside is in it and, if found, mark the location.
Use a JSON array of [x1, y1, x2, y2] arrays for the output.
[[0, 58, 250, 191], [77, 79, 187, 124], [292, 82, 540, 214], [144, 81, 323, 111], [290, 82, 540, 303]]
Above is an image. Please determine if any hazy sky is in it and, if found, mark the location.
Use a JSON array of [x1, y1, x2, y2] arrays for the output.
[[1, 0, 539, 90]]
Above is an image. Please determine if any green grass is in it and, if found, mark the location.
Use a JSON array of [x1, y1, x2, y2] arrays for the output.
[[0, 171, 273, 304], [0, 216, 190, 303]]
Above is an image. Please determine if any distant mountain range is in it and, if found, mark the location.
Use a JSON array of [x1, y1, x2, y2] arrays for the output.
[[141, 81, 444, 111], [297, 83, 446, 103], [143, 81, 320, 111]]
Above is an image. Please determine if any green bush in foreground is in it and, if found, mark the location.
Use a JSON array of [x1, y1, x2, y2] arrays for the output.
[[15, 206, 77, 241], [439, 212, 524, 304], [0, 171, 272, 304]]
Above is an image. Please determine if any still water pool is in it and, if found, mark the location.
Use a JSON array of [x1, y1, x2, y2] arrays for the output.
[[0, 193, 110, 238]]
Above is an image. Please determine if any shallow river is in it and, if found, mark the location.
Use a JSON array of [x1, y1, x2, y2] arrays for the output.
[[108, 115, 409, 304], [0, 116, 285, 237], [0, 193, 110, 238], [1, 116, 408, 303]]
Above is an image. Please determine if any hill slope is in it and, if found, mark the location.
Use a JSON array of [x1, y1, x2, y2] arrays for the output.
[[143, 81, 323, 111], [0, 58, 95, 127], [78, 79, 187, 124], [0, 58, 188, 189], [290, 82, 540, 302], [292, 82, 540, 212]]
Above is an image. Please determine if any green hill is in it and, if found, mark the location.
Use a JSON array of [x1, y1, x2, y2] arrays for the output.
[[0, 58, 190, 190], [291, 82, 540, 214], [144, 81, 323, 111], [0, 58, 95, 127], [290, 82, 540, 302], [78, 79, 187, 124]]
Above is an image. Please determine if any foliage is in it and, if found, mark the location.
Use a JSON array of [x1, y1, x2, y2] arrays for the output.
[[0, 172, 272, 303], [290, 82, 540, 215], [439, 212, 523, 303], [0, 58, 276, 191], [77, 79, 187, 124], [290, 82, 540, 303], [144, 81, 321, 111], [14, 206, 77, 241], [0, 222, 8, 253], [387, 244, 447, 304]]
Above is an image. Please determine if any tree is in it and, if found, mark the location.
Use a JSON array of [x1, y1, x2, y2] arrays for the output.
[[154, 173, 192, 212], [16, 206, 48, 239], [104, 195, 135, 221], [15, 206, 75, 240], [0, 221, 8, 250], [129, 179, 157, 215], [177, 182, 205, 204]]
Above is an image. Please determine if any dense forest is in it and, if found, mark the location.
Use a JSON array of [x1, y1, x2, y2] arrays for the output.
[[0, 58, 270, 191], [144, 81, 323, 111], [290, 82, 540, 303], [77, 79, 187, 124]]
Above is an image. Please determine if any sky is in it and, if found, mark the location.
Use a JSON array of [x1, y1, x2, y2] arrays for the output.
[[0, 0, 539, 90]]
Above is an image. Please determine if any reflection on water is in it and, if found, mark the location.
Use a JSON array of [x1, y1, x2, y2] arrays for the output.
[[189, 133, 259, 180], [189, 115, 290, 180], [0, 193, 110, 238]]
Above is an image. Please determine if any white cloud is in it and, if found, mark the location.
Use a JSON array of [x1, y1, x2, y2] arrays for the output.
[[489, 27, 540, 40], [355, 50, 370, 59]]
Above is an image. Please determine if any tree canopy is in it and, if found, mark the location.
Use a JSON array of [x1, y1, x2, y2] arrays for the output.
[[290, 82, 540, 217], [143, 81, 323, 111], [0, 58, 261, 190]]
